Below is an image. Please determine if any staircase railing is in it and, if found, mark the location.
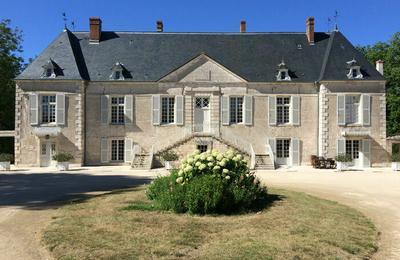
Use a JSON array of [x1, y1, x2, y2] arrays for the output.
[[250, 144, 256, 170], [148, 145, 154, 169], [266, 144, 275, 170]]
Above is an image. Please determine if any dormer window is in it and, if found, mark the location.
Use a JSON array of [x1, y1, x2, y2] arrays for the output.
[[110, 62, 127, 80], [346, 59, 363, 79], [276, 60, 291, 81], [41, 59, 60, 78]]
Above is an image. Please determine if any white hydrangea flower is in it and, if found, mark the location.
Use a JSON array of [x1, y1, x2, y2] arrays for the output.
[[207, 162, 213, 167], [200, 154, 206, 160], [207, 156, 214, 162], [222, 168, 229, 174], [176, 177, 183, 183], [225, 175, 231, 180], [199, 164, 206, 170], [195, 161, 201, 167], [216, 154, 223, 161], [213, 165, 220, 170]]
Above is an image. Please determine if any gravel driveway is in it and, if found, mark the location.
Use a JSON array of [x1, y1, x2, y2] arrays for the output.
[[257, 167, 400, 260]]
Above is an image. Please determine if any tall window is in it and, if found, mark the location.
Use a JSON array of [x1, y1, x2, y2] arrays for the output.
[[111, 97, 125, 124], [277, 97, 290, 124], [41, 95, 56, 123], [345, 95, 360, 124], [111, 139, 124, 161], [346, 140, 360, 160], [230, 97, 243, 124], [161, 97, 175, 124], [276, 139, 290, 158]]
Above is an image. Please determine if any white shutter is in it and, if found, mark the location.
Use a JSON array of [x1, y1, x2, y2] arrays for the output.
[[100, 95, 109, 124], [268, 96, 276, 126], [29, 93, 39, 125], [267, 138, 276, 156], [291, 96, 300, 126], [124, 138, 133, 163], [175, 95, 184, 125], [101, 138, 109, 163], [337, 94, 346, 126], [221, 96, 230, 125], [152, 95, 161, 125], [337, 139, 345, 155], [362, 94, 371, 126], [244, 95, 253, 126], [56, 94, 65, 125], [124, 95, 134, 125], [362, 139, 371, 167], [291, 138, 300, 166]]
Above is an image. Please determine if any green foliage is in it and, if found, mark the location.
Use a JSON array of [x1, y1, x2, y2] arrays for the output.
[[0, 153, 13, 162], [357, 32, 400, 135], [160, 150, 179, 161], [391, 153, 400, 162], [335, 153, 352, 163], [147, 150, 268, 214], [52, 152, 74, 162]]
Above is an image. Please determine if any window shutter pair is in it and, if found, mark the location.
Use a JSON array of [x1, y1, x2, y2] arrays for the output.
[[152, 95, 184, 125], [268, 96, 300, 126], [100, 137, 133, 163], [100, 95, 134, 124], [337, 94, 370, 126], [29, 93, 65, 126], [337, 138, 371, 167], [221, 95, 253, 126]]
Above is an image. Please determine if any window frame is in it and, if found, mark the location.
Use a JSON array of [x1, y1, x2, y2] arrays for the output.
[[276, 96, 291, 125], [276, 139, 290, 158], [161, 96, 175, 125], [110, 138, 125, 162], [345, 139, 360, 160], [41, 94, 57, 124], [345, 95, 361, 125], [229, 96, 244, 124], [110, 96, 125, 125]]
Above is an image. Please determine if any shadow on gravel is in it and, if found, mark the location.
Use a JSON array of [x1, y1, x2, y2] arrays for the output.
[[0, 173, 152, 210]]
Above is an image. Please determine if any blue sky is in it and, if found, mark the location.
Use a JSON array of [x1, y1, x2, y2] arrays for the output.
[[1, 0, 398, 61]]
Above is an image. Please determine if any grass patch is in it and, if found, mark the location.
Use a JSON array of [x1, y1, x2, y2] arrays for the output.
[[43, 186, 378, 259]]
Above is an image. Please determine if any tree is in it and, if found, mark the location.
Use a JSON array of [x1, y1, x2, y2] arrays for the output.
[[358, 32, 400, 136], [0, 19, 23, 153]]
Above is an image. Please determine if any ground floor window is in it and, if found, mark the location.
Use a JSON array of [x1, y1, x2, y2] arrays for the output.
[[197, 144, 208, 153], [346, 140, 360, 159], [276, 139, 290, 158], [111, 139, 124, 161]]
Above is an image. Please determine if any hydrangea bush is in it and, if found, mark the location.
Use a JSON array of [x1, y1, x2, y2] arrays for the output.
[[147, 149, 268, 214]]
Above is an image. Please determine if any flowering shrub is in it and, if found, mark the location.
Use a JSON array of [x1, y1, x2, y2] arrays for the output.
[[147, 149, 268, 214]]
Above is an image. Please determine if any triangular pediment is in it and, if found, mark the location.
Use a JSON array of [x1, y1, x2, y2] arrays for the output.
[[158, 54, 247, 83]]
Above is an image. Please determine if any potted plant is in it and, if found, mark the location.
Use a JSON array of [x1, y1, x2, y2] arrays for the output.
[[0, 153, 13, 171], [391, 153, 400, 171], [160, 150, 179, 170], [52, 152, 74, 171], [335, 153, 352, 171]]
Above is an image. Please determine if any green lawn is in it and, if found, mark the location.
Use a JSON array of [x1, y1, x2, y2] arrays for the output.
[[43, 186, 378, 259]]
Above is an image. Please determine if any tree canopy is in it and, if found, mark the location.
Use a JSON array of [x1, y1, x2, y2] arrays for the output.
[[358, 32, 400, 136]]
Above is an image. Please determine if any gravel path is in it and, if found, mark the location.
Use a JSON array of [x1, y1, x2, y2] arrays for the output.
[[257, 167, 400, 260]]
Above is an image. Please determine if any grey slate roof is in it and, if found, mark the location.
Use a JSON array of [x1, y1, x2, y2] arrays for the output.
[[17, 30, 384, 82]]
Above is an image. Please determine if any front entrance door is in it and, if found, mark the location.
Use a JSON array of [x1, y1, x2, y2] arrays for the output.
[[276, 139, 290, 165], [346, 139, 361, 167], [194, 97, 210, 133], [40, 141, 56, 167]]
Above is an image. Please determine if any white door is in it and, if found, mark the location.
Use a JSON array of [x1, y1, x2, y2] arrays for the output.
[[40, 141, 56, 167], [194, 97, 210, 133], [346, 139, 361, 167], [276, 139, 290, 165]]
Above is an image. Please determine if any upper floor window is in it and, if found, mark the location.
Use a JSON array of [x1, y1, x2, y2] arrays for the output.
[[111, 97, 125, 124], [41, 95, 56, 123], [41, 59, 61, 78], [110, 62, 129, 80], [161, 97, 175, 124], [111, 139, 124, 161], [345, 95, 360, 124], [230, 96, 243, 124], [277, 97, 290, 124], [346, 59, 363, 79], [276, 60, 291, 81]]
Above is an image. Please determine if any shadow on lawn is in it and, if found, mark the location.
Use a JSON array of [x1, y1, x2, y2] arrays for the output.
[[0, 172, 152, 210]]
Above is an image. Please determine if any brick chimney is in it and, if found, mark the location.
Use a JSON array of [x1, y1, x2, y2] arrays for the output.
[[89, 17, 102, 43], [306, 17, 314, 44], [376, 60, 384, 75], [157, 20, 163, 32], [240, 20, 246, 33]]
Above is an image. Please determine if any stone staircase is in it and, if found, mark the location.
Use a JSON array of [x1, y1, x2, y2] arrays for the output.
[[131, 153, 152, 169], [254, 154, 275, 170]]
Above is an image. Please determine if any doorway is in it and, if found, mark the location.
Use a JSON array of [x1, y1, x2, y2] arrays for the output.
[[194, 97, 211, 133], [40, 141, 56, 167]]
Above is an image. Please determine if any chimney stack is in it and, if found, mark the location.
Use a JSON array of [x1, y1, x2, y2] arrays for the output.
[[306, 17, 314, 44], [89, 17, 102, 43], [240, 20, 246, 33], [157, 20, 163, 32], [376, 60, 384, 75]]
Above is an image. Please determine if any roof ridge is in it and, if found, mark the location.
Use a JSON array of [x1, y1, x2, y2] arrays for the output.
[[72, 31, 330, 35], [318, 31, 336, 81]]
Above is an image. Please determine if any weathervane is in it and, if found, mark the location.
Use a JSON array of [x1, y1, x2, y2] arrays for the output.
[[62, 12, 68, 30], [333, 10, 339, 31]]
